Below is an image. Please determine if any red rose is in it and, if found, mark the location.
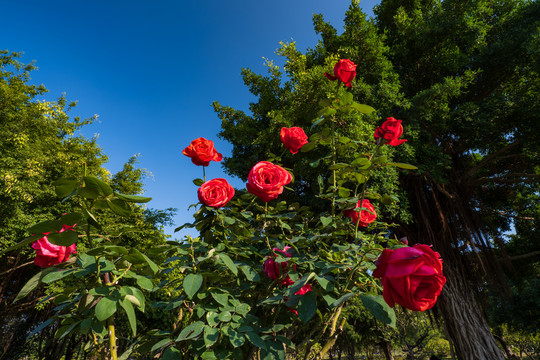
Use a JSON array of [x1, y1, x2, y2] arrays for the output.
[[343, 199, 377, 227], [280, 127, 308, 154], [183, 137, 223, 166], [197, 178, 235, 208], [246, 161, 292, 202], [32, 225, 77, 268], [373, 244, 447, 311], [374, 117, 407, 146], [263, 247, 294, 286], [324, 59, 357, 88]]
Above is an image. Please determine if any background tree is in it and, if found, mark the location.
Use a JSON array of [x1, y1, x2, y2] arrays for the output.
[[0, 51, 175, 360], [215, 1, 539, 359]]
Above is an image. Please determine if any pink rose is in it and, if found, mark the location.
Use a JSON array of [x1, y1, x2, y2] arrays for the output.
[[374, 117, 407, 146], [373, 244, 446, 311], [280, 127, 308, 154], [32, 225, 77, 268], [324, 59, 357, 88], [343, 199, 377, 227], [246, 161, 292, 202]]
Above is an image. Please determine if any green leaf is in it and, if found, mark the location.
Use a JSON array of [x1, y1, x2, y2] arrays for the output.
[[114, 192, 152, 203], [210, 291, 229, 306], [297, 291, 317, 323], [130, 248, 159, 274], [125, 287, 145, 312], [240, 265, 260, 282], [28, 220, 62, 234], [332, 293, 355, 308], [83, 176, 113, 196], [219, 253, 238, 275], [183, 273, 203, 299], [204, 326, 219, 347], [0, 233, 43, 255], [206, 311, 219, 327], [218, 311, 232, 322], [320, 216, 332, 227], [350, 102, 376, 114], [47, 230, 78, 247], [311, 116, 325, 129], [193, 178, 205, 186], [351, 157, 371, 169], [106, 198, 132, 217], [360, 294, 396, 328], [225, 328, 245, 348], [387, 162, 418, 170], [135, 275, 154, 291], [26, 318, 55, 340], [53, 177, 80, 198], [14, 268, 55, 303], [120, 298, 137, 336], [261, 340, 286, 360], [42, 269, 76, 284], [95, 297, 118, 321], [78, 186, 99, 199], [176, 321, 204, 341], [328, 163, 348, 170], [245, 331, 267, 350], [162, 346, 182, 360], [300, 141, 317, 152], [372, 155, 387, 165], [151, 338, 173, 353]]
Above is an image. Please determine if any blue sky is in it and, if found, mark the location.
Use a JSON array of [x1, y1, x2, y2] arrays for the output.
[[1, 0, 379, 237]]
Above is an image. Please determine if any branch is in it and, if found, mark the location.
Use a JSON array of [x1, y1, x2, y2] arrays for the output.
[[472, 173, 540, 185], [465, 140, 523, 178]]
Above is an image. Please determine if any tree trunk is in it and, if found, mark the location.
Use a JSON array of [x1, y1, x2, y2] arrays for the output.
[[380, 340, 394, 360], [438, 261, 505, 360]]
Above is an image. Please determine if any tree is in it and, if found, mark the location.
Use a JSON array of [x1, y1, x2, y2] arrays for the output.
[[0, 51, 175, 359], [216, 1, 539, 359]]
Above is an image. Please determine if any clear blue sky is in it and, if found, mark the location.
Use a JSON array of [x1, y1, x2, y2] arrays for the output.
[[1, 0, 379, 238]]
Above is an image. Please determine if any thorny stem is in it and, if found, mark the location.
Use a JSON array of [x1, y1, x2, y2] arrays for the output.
[[103, 273, 118, 360], [330, 81, 341, 217], [203, 166, 206, 182], [354, 142, 382, 240]]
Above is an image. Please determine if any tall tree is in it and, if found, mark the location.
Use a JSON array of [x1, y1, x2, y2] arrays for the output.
[[216, 1, 539, 359]]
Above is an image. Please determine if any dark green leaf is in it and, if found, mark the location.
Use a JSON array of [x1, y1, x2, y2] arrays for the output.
[[42, 269, 76, 284], [204, 326, 219, 347], [83, 176, 113, 196], [320, 216, 332, 227], [176, 321, 204, 341], [245, 331, 267, 350], [120, 298, 137, 336], [28, 220, 62, 234], [193, 178, 205, 186], [151, 338, 173, 353], [47, 230, 78, 246], [53, 178, 80, 198], [14, 268, 55, 303], [95, 297, 118, 321], [332, 293, 355, 308], [297, 291, 317, 323], [360, 294, 396, 328], [114, 192, 152, 203], [350, 102, 376, 114], [300, 141, 317, 152], [162, 346, 182, 360], [183, 273, 203, 299], [387, 162, 418, 170], [106, 198, 132, 217], [219, 253, 238, 275]]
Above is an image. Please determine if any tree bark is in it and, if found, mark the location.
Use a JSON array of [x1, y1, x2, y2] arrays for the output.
[[380, 339, 394, 360], [437, 261, 505, 360]]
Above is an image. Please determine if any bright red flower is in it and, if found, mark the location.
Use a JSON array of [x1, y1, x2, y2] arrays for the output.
[[374, 117, 407, 146], [246, 161, 292, 202], [343, 199, 377, 227], [183, 137, 223, 166], [280, 127, 308, 154], [32, 225, 77, 268], [324, 59, 357, 87], [198, 178, 235, 208], [373, 244, 446, 311]]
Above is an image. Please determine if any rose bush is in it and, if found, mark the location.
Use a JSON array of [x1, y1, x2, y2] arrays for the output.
[[324, 59, 357, 87], [32, 225, 77, 268], [343, 199, 377, 227], [280, 126, 308, 154], [182, 137, 223, 166], [374, 117, 407, 146], [246, 161, 292, 202], [197, 178, 235, 208], [373, 244, 447, 311]]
